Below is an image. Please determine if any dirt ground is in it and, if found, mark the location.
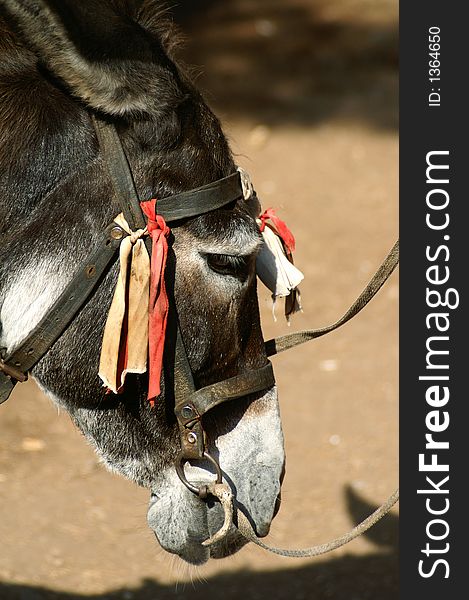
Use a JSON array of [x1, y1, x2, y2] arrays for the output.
[[0, 1, 398, 599]]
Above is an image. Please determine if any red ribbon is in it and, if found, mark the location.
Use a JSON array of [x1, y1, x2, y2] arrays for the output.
[[259, 208, 296, 254], [140, 200, 170, 406]]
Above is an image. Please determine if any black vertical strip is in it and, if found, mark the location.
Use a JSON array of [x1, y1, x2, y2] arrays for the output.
[[400, 2, 467, 596]]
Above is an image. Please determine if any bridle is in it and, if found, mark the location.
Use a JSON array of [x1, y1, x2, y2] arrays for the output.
[[0, 115, 399, 557]]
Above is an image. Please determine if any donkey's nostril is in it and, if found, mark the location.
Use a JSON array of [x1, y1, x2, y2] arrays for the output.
[[280, 459, 286, 485], [273, 490, 282, 519], [273, 460, 285, 519]]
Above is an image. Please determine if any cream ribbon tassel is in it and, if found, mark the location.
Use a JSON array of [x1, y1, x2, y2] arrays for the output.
[[256, 221, 304, 319], [256, 222, 304, 298], [98, 213, 150, 394], [237, 166, 304, 321]]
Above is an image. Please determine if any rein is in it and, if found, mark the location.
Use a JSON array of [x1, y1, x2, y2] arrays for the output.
[[0, 115, 399, 558], [266, 239, 399, 357], [237, 240, 400, 557], [237, 488, 399, 558]]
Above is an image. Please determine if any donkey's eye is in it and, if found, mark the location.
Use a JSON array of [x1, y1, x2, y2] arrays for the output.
[[205, 253, 251, 279]]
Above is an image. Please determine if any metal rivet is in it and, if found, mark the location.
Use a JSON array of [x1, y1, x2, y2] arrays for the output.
[[85, 265, 96, 278], [110, 226, 124, 240], [187, 432, 197, 444], [181, 405, 194, 419]]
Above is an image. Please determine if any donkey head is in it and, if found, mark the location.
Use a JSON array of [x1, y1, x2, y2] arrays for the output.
[[0, 0, 285, 564]]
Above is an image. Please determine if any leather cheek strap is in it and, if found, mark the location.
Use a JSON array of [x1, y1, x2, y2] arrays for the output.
[[174, 361, 276, 461], [0, 222, 124, 404]]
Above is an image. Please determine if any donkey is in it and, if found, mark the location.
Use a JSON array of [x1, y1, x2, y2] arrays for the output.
[[0, 0, 285, 565]]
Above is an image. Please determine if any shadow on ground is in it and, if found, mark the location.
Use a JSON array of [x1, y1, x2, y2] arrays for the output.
[[0, 487, 398, 599], [170, 0, 398, 129]]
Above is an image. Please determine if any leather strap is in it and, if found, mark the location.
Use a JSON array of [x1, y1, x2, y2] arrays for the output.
[[190, 362, 275, 416], [92, 117, 244, 226], [155, 172, 244, 222], [174, 361, 276, 461], [92, 116, 145, 231], [265, 240, 399, 356], [0, 221, 124, 403], [173, 324, 205, 460]]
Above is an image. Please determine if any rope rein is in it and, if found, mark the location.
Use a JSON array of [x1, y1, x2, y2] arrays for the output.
[[202, 241, 399, 557], [235, 488, 399, 558]]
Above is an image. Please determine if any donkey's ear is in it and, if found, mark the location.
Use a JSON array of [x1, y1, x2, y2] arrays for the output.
[[0, 0, 183, 116]]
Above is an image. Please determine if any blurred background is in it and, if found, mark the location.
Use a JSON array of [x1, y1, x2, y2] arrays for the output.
[[0, 0, 398, 598]]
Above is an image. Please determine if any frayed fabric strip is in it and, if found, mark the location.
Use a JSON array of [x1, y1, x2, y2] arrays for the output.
[[98, 213, 150, 394], [140, 200, 171, 405], [256, 212, 304, 321], [98, 206, 170, 406]]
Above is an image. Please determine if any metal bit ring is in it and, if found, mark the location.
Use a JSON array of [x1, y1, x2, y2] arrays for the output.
[[175, 451, 223, 497]]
